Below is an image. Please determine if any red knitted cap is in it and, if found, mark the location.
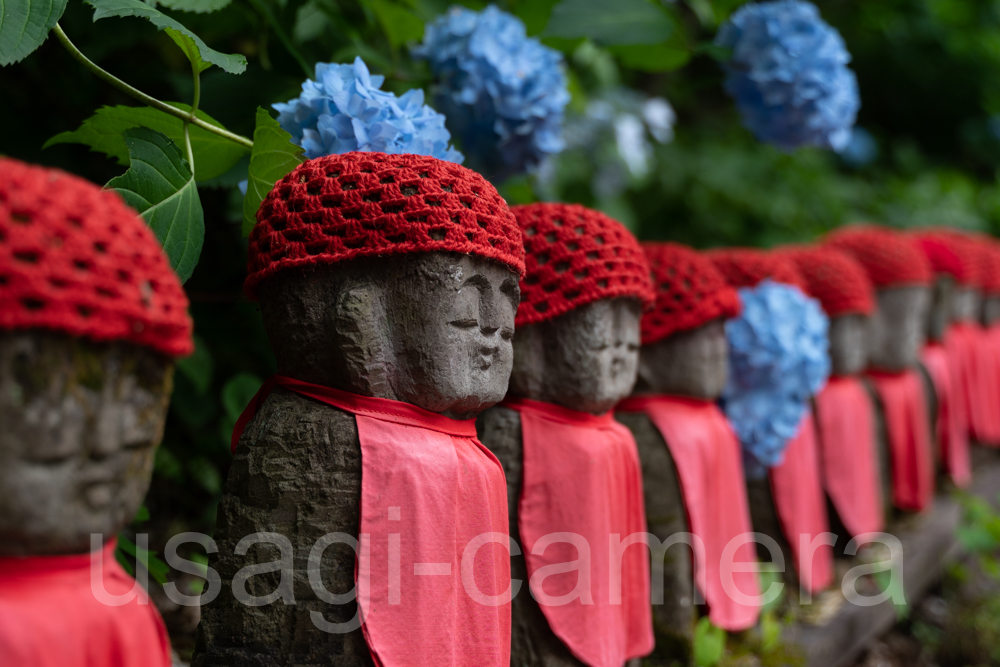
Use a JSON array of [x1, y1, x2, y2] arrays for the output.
[[781, 246, 875, 317], [513, 203, 654, 327], [0, 158, 192, 357], [911, 230, 974, 285], [704, 247, 808, 292], [825, 225, 932, 287], [980, 237, 1000, 295], [246, 152, 525, 298], [640, 242, 741, 345]]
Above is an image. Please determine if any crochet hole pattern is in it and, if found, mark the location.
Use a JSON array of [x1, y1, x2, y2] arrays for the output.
[[512, 203, 654, 327], [246, 152, 525, 298]]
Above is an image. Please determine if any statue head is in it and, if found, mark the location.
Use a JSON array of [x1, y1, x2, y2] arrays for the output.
[[633, 243, 741, 400], [979, 239, 1000, 326], [0, 158, 192, 556], [247, 152, 525, 420], [828, 225, 932, 372], [505, 203, 653, 414], [784, 246, 875, 376], [913, 232, 976, 339]]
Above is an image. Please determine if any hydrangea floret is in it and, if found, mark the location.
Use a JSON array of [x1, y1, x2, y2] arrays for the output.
[[273, 56, 463, 163], [413, 5, 569, 180], [715, 0, 860, 152], [722, 280, 830, 476]]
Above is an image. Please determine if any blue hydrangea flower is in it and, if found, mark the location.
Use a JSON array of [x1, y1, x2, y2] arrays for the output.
[[839, 127, 878, 168], [722, 280, 831, 477], [715, 0, 860, 152], [413, 5, 570, 181], [272, 57, 462, 163]]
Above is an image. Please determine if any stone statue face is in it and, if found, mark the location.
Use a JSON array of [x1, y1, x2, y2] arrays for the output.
[[829, 314, 869, 377], [634, 319, 728, 400], [951, 286, 982, 324], [509, 298, 642, 415], [257, 252, 519, 421], [0, 333, 173, 556], [868, 286, 930, 372], [926, 275, 956, 343], [984, 295, 1000, 327]]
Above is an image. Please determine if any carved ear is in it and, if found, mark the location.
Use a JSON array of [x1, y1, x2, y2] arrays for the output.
[[331, 282, 392, 396]]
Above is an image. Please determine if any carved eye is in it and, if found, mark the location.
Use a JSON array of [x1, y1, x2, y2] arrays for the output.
[[449, 318, 478, 329]]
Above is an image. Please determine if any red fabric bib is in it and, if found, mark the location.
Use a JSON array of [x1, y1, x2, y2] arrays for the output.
[[616, 396, 761, 631], [987, 324, 1000, 445], [767, 410, 833, 594], [868, 370, 935, 512], [233, 376, 511, 667], [948, 323, 1000, 444], [503, 398, 653, 667], [813, 377, 884, 537], [0, 540, 171, 667], [921, 343, 971, 486]]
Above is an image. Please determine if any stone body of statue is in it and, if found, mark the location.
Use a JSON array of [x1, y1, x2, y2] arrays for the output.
[[828, 226, 936, 513], [194, 152, 524, 667], [0, 157, 193, 666], [615, 243, 759, 661], [477, 203, 655, 667]]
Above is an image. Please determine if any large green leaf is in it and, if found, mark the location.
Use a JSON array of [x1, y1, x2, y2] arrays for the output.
[[106, 127, 204, 283], [83, 0, 246, 73], [0, 0, 68, 65], [369, 0, 423, 48], [44, 104, 249, 181], [165, 27, 210, 73], [156, 0, 232, 14], [242, 107, 305, 237], [543, 0, 674, 46]]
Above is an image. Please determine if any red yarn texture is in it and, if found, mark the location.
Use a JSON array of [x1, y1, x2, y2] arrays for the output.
[[705, 248, 807, 292], [912, 230, 976, 285], [782, 246, 875, 317], [513, 203, 654, 327], [825, 225, 931, 287], [640, 243, 741, 345], [246, 152, 525, 298], [0, 158, 192, 357]]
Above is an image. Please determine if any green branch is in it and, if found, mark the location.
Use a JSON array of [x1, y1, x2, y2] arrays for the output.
[[53, 24, 253, 150]]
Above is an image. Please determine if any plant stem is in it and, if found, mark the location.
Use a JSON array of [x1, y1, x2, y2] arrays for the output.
[[183, 59, 202, 174], [52, 23, 253, 150]]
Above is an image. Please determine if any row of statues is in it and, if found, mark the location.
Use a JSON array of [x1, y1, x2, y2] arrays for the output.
[[1, 152, 999, 666]]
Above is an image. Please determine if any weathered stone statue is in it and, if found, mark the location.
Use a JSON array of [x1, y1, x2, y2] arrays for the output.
[[707, 248, 833, 599], [616, 243, 759, 661], [194, 153, 524, 667], [786, 247, 885, 550], [477, 203, 654, 667], [0, 158, 192, 666], [828, 226, 936, 513]]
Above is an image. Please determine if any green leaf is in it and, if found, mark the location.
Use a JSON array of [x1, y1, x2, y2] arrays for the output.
[[222, 372, 263, 423], [242, 107, 304, 236], [760, 610, 781, 653], [157, 0, 232, 13], [133, 504, 150, 523], [544, 0, 674, 46], [176, 334, 213, 394], [693, 617, 725, 667], [106, 127, 204, 283], [187, 456, 222, 494], [165, 27, 210, 72], [83, 0, 246, 73], [369, 0, 423, 47], [44, 104, 249, 181], [0, 0, 68, 65], [116, 534, 170, 584], [611, 42, 690, 72]]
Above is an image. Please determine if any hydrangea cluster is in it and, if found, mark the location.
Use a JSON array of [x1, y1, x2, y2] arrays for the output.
[[413, 5, 569, 181], [273, 57, 462, 163], [715, 0, 860, 152], [722, 280, 830, 476]]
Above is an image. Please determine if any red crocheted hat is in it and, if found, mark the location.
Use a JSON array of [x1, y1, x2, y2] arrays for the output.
[[513, 203, 654, 327], [704, 247, 808, 292], [0, 158, 192, 357], [246, 152, 525, 298], [781, 246, 875, 317], [980, 237, 1000, 295], [911, 230, 973, 285], [640, 242, 741, 345], [825, 225, 932, 288]]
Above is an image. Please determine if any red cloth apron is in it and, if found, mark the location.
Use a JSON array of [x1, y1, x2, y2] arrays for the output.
[[616, 396, 761, 632], [921, 343, 971, 486], [974, 324, 1000, 443], [233, 376, 511, 667], [868, 370, 935, 512], [767, 410, 833, 594], [813, 377, 884, 537], [948, 322, 1000, 444], [0, 540, 171, 667], [503, 397, 654, 667]]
